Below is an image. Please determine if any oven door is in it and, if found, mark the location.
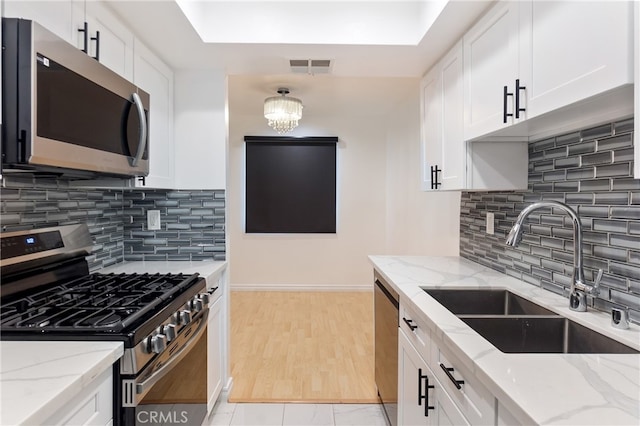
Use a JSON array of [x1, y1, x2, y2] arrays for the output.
[[119, 310, 208, 426]]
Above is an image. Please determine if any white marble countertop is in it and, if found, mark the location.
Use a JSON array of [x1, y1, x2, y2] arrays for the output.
[[0, 341, 123, 425], [369, 255, 640, 425], [98, 260, 227, 286]]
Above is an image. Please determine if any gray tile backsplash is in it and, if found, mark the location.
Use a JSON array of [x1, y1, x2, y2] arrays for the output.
[[1, 176, 226, 271], [123, 189, 226, 262], [460, 118, 639, 324]]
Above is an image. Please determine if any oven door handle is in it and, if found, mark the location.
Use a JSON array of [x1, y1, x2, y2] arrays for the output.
[[135, 309, 208, 395]]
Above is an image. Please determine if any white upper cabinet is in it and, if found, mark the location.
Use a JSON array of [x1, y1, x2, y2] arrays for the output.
[[420, 62, 442, 191], [3, 0, 75, 43], [439, 42, 465, 190], [463, 1, 522, 141], [422, 41, 465, 191], [463, 0, 634, 142], [133, 40, 175, 189], [72, 0, 134, 80], [422, 39, 528, 192], [521, 1, 634, 120]]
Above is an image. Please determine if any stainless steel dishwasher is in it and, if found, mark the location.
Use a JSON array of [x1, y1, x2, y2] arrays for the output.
[[374, 272, 399, 426]]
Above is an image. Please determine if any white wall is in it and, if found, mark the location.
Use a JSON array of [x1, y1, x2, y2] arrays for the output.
[[173, 69, 227, 189], [385, 85, 461, 255], [228, 75, 460, 290], [228, 77, 402, 289]]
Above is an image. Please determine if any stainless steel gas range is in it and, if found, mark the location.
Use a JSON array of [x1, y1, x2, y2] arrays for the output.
[[0, 224, 215, 425]]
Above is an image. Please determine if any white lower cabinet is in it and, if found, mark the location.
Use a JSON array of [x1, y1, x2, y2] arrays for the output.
[[207, 293, 223, 412], [497, 401, 522, 426], [42, 367, 113, 425], [399, 328, 469, 426]]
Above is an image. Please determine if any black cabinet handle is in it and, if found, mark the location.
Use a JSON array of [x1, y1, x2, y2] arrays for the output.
[[503, 85, 513, 124], [515, 79, 526, 119], [402, 317, 417, 331], [78, 21, 89, 54], [91, 30, 100, 61], [430, 165, 441, 190], [439, 363, 464, 390], [418, 368, 435, 417]]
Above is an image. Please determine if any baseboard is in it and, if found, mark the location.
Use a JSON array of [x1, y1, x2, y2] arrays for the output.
[[230, 283, 372, 292], [223, 377, 234, 394]]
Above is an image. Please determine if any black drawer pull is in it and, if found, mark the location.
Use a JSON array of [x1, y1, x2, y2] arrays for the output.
[[418, 368, 435, 417], [515, 79, 526, 119], [402, 317, 417, 331], [439, 363, 464, 390], [503, 85, 513, 124]]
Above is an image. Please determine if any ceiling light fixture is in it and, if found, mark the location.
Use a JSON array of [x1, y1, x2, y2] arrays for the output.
[[263, 88, 303, 134]]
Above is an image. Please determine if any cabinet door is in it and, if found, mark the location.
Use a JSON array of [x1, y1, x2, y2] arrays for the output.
[[399, 328, 432, 425], [207, 296, 223, 412], [463, 1, 521, 141], [72, 0, 134, 80], [133, 40, 175, 189], [3, 0, 74, 43], [432, 384, 470, 426], [420, 65, 442, 191], [399, 329, 470, 426], [522, 1, 633, 120], [439, 40, 465, 190]]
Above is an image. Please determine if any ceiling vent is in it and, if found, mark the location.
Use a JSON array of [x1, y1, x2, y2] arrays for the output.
[[289, 59, 332, 75]]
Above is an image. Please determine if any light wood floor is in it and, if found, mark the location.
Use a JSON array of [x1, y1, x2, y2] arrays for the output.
[[229, 291, 377, 403]]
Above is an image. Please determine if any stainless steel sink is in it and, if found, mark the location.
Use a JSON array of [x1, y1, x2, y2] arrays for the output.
[[424, 289, 555, 316], [423, 288, 638, 354], [459, 316, 639, 354]]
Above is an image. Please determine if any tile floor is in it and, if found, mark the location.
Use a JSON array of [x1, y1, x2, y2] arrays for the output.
[[204, 395, 387, 426]]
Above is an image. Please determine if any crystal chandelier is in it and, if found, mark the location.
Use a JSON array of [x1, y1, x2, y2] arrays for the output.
[[263, 88, 303, 134]]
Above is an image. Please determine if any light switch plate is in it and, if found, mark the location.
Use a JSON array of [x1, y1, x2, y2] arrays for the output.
[[147, 210, 161, 230], [486, 212, 494, 235]]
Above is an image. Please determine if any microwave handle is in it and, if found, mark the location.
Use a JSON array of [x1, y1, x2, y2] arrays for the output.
[[130, 92, 148, 167]]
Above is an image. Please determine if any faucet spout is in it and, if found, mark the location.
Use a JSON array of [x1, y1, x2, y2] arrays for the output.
[[505, 200, 598, 312]]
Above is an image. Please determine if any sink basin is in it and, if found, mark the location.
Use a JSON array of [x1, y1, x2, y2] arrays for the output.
[[459, 316, 639, 354], [424, 289, 555, 316]]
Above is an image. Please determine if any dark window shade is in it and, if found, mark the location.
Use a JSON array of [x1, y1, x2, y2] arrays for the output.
[[245, 136, 337, 233]]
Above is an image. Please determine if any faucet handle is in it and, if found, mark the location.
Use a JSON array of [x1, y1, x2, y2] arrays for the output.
[[611, 307, 630, 330], [592, 269, 603, 295]]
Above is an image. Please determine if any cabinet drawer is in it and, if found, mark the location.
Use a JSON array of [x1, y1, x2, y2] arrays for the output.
[[399, 302, 430, 365], [44, 367, 113, 425], [431, 342, 495, 426]]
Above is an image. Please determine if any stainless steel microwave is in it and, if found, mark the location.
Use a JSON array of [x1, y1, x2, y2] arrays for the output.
[[1, 18, 149, 177]]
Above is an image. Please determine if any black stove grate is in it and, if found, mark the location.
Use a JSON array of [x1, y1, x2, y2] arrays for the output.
[[0, 272, 200, 333]]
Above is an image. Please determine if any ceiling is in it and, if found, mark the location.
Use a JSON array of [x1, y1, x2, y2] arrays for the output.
[[104, 1, 492, 120], [105, 0, 493, 77]]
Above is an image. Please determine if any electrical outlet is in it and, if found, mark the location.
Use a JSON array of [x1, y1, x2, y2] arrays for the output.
[[486, 212, 495, 235], [147, 210, 161, 230]]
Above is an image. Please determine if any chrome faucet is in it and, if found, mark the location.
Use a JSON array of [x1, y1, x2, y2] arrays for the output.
[[505, 200, 602, 312]]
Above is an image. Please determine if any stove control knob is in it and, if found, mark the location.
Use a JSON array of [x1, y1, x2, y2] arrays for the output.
[[194, 298, 204, 312], [180, 310, 192, 325], [151, 334, 167, 354], [199, 293, 210, 305], [163, 324, 177, 342], [172, 312, 181, 325]]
